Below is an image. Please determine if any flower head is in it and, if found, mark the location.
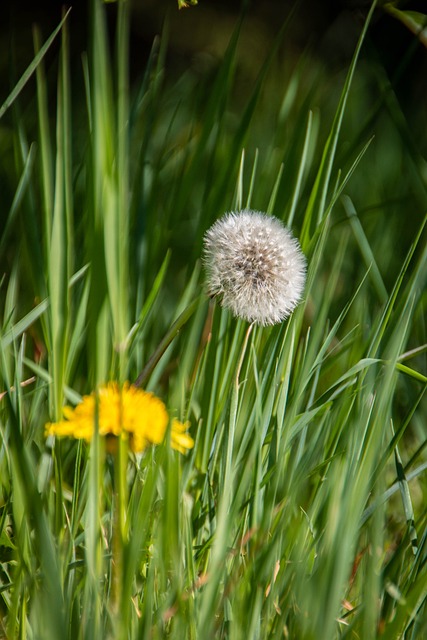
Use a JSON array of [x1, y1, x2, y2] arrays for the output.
[[203, 210, 306, 326], [45, 382, 194, 454]]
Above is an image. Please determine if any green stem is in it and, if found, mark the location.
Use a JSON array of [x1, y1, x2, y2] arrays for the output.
[[223, 322, 254, 502], [110, 438, 128, 636]]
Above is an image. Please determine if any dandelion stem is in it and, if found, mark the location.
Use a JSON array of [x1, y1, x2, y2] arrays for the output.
[[235, 322, 254, 388], [110, 434, 128, 629]]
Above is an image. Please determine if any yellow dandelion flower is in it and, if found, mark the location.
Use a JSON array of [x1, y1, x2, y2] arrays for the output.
[[171, 419, 195, 454], [45, 382, 193, 454]]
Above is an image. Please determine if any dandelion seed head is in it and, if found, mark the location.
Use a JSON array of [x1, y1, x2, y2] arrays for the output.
[[203, 209, 306, 326]]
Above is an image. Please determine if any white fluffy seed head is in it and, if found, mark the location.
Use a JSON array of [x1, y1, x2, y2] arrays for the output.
[[203, 210, 306, 326]]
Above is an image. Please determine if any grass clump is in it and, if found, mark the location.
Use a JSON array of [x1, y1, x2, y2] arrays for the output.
[[0, 1, 426, 639]]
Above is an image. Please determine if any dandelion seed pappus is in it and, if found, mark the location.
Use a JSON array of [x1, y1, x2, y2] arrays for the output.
[[203, 209, 306, 326]]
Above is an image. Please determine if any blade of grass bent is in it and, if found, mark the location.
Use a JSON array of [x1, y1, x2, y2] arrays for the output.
[[342, 194, 388, 304], [134, 297, 201, 388], [0, 144, 36, 257], [368, 214, 427, 358], [1, 299, 49, 350], [0, 10, 71, 120]]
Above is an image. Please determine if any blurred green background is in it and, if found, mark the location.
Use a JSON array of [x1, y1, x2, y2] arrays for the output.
[[0, 0, 426, 352], [1, 0, 426, 257]]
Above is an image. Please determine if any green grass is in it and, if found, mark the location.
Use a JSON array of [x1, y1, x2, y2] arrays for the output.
[[0, 1, 426, 638]]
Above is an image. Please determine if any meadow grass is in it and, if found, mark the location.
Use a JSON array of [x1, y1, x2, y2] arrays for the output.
[[0, 1, 426, 638]]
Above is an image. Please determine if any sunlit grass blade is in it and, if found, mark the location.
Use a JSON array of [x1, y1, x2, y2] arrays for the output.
[[342, 194, 388, 304], [300, 0, 379, 246], [368, 213, 427, 358], [287, 109, 313, 227], [47, 15, 73, 419], [1, 299, 49, 349], [394, 434, 419, 555]]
